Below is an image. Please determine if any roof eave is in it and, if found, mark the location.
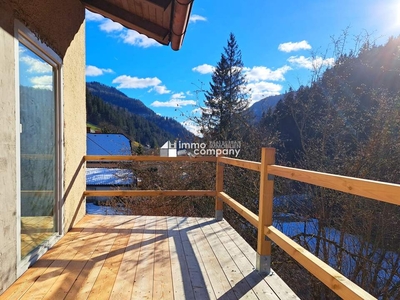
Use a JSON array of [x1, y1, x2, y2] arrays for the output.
[[83, 0, 170, 45]]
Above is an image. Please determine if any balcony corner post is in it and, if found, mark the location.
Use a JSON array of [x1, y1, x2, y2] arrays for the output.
[[256, 147, 275, 274]]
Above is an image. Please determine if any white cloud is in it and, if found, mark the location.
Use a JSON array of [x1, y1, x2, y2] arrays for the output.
[[121, 30, 160, 48], [20, 55, 52, 74], [278, 40, 312, 53], [244, 66, 291, 82], [189, 14, 207, 23], [288, 55, 335, 70], [192, 64, 215, 74], [247, 81, 283, 104], [99, 19, 124, 33], [112, 75, 162, 89], [151, 99, 196, 108], [152, 85, 171, 94], [171, 92, 185, 99], [151, 92, 196, 108], [30, 75, 53, 90], [85, 65, 114, 77], [85, 10, 104, 22]]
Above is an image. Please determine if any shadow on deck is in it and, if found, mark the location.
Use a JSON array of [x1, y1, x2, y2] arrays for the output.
[[2, 215, 298, 300]]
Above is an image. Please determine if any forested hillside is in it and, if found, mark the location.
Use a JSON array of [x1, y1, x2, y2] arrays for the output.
[[86, 82, 193, 142], [260, 36, 400, 177], [86, 89, 176, 147]]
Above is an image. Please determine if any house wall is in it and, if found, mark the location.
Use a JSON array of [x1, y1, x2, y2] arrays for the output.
[[0, 0, 86, 294]]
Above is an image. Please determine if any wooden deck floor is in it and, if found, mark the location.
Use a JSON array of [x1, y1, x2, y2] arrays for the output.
[[2, 215, 299, 300]]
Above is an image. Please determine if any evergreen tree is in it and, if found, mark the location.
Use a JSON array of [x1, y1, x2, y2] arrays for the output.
[[135, 144, 143, 155], [201, 33, 249, 140]]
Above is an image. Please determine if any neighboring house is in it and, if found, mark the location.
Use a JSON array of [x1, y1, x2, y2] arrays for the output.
[[87, 133, 133, 155], [86, 133, 136, 201], [0, 0, 192, 294]]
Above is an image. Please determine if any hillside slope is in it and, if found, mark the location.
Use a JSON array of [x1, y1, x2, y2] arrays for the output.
[[87, 81, 193, 140]]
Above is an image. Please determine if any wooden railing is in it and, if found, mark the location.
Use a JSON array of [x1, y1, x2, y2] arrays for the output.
[[84, 149, 400, 300]]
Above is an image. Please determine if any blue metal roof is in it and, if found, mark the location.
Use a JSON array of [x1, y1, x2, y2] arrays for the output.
[[87, 133, 132, 155]]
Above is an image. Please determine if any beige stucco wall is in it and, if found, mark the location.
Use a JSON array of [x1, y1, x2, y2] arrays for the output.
[[62, 20, 87, 233], [0, 0, 86, 294], [0, 4, 18, 293]]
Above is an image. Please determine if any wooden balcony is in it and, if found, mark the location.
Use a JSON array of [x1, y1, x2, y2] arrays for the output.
[[2, 215, 298, 300], [2, 148, 399, 299]]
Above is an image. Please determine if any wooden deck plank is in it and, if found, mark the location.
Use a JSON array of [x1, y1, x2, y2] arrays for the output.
[[187, 217, 236, 299], [198, 218, 260, 300], [87, 230, 131, 299], [178, 217, 216, 300], [208, 220, 279, 300], [64, 229, 120, 300], [217, 219, 300, 300], [19, 228, 97, 300], [153, 216, 173, 300], [42, 227, 107, 300], [1, 215, 298, 300], [131, 216, 155, 300], [109, 216, 145, 300], [166, 217, 196, 300]]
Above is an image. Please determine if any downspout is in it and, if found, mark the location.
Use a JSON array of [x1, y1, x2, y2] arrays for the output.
[[170, 0, 193, 51]]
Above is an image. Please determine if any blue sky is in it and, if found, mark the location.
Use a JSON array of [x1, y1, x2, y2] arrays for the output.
[[84, 0, 400, 134]]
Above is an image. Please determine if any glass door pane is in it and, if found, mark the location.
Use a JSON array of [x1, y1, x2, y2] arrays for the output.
[[19, 43, 57, 258]]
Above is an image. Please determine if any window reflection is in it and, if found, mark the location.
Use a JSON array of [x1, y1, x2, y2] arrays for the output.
[[19, 43, 56, 258]]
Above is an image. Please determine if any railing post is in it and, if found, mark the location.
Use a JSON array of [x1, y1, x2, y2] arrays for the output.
[[256, 147, 275, 274], [215, 156, 224, 221]]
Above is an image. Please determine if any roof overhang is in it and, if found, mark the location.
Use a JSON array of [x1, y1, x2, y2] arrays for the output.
[[82, 0, 193, 50]]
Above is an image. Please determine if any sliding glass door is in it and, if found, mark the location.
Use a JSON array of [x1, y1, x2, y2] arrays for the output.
[[18, 37, 60, 259]]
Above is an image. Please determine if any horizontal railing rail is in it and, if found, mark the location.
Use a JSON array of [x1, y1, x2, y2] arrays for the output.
[[84, 190, 216, 197], [84, 155, 217, 162], [84, 149, 400, 300], [267, 165, 400, 206]]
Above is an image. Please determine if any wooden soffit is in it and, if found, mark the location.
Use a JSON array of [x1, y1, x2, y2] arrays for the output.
[[82, 0, 193, 50]]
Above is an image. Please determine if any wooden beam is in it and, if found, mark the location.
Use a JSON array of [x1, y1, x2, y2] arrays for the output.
[[265, 225, 376, 300], [83, 0, 169, 44], [257, 148, 275, 257], [84, 155, 217, 162], [84, 190, 216, 197], [218, 192, 259, 228], [268, 165, 400, 206], [218, 156, 261, 172]]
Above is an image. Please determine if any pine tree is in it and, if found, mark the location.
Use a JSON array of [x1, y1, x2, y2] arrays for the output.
[[135, 144, 143, 155], [201, 33, 249, 140]]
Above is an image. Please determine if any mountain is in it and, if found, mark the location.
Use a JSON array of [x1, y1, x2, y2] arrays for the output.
[[248, 94, 285, 121], [87, 81, 193, 138], [87, 81, 154, 117], [86, 82, 193, 147]]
